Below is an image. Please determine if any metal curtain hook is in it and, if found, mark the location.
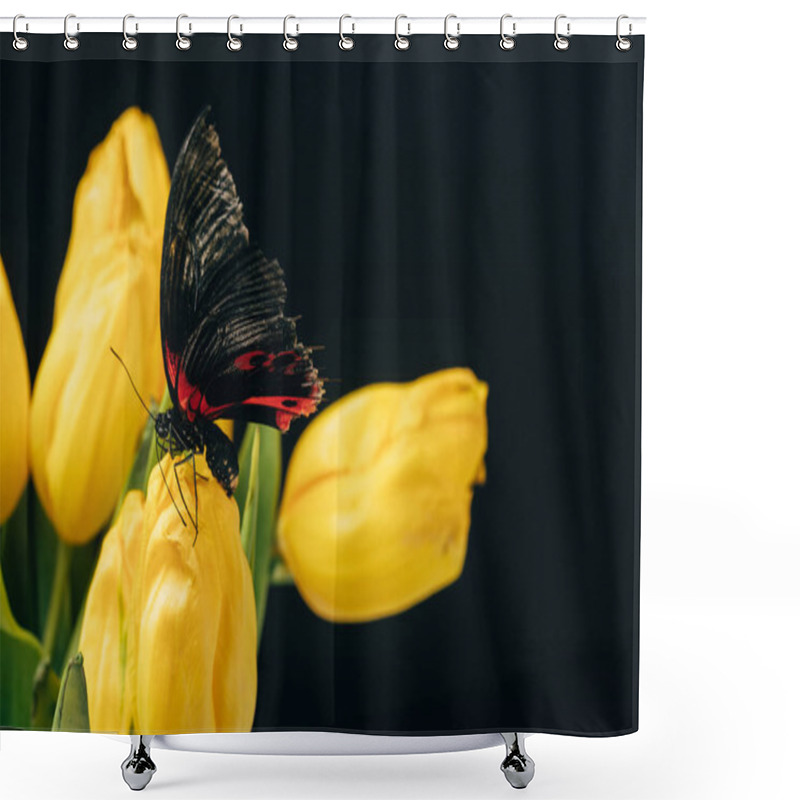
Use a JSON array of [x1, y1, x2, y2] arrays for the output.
[[395, 14, 410, 50], [500, 14, 516, 50], [64, 13, 79, 50], [616, 14, 632, 51], [12, 14, 29, 51], [122, 14, 138, 51], [227, 15, 242, 51], [444, 14, 460, 51], [283, 15, 298, 51], [176, 14, 191, 50], [339, 14, 355, 50], [554, 14, 570, 51]]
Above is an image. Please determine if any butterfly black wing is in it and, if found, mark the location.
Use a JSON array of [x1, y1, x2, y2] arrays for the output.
[[160, 108, 323, 432]]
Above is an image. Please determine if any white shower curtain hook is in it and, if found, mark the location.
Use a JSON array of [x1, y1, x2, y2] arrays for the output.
[[283, 15, 299, 51], [176, 14, 192, 50], [12, 14, 29, 51], [63, 13, 80, 51], [339, 14, 355, 51], [227, 15, 243, 51], [122, 15, 138, 51], [616, 15, 632, 51], [444, 14, 460, 51], [554, 14, 570, 51], [500, 14, 516, 50], [394, 15, 411, 50]]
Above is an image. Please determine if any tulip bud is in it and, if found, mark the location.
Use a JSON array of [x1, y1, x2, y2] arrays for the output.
[[277, 368, 489, 623], [0, 256, 30, 523], [79, 455, 258, 734], [30, 107, 169, 544], [133, 454, 258, 733]]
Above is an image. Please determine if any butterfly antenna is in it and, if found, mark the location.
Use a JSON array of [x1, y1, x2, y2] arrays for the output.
[[109, 347, 157, 421]]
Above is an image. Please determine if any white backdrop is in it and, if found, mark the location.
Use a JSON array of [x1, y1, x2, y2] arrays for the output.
[[2, 1, 799, 798]]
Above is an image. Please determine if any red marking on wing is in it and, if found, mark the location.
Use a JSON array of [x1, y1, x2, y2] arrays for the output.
[[234, 351, 272, 372], [165, 342, 323, 430], [165, 345, 180, 386]]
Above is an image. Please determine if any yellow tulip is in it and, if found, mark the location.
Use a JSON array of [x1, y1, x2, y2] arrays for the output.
[[30, 107, 169, 545], [79, 490, 144, 734], [79, 454, 257, 734], [277, 368, 489, 623], [0, 256, 30, 523]]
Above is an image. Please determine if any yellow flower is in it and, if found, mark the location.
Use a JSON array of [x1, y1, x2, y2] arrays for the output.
[[277, 368, 489, 623], [30, 107, 169, 545], [79, 490, 144, 734], [0, 255, 30, 523], [79, 455, 258, 734]]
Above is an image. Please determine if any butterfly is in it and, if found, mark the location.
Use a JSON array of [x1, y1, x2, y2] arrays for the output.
[[134, 107, 323, 539]]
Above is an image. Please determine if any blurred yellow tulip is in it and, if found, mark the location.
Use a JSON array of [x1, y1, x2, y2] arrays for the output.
[[79, 455, 257, 734], [0, 255, 30, 523], [277, 368, 489, 623], [30, 107, 169, 545]]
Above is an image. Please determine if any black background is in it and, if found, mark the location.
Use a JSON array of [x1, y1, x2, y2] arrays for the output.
[[0, 34, 643, 736]]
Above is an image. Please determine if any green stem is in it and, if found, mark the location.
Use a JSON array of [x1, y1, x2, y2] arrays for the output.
[[42, 539, 73, 660]]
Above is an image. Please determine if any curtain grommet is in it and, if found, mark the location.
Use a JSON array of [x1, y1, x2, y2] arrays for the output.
[[444, 14, 460, 51], [500, 14, 516, 50], [176, 14, 192, 50], [227, 15, 242, 51], [122, 14, 138, 51], [554, 14, 570, 51], [283, 15, 299, 51], [63, 13, 80, 51], [616, 15, 632, 51], [12, 14, 29, 51], [394, 15, 410, 50], [339, 14, 355, 51]]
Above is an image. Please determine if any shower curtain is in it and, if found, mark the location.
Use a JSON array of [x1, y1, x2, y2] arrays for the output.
[[0, 30, 643, 738]]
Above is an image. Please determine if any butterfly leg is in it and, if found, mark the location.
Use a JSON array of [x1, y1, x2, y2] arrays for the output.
[[155, 437, 187, 527], [172, 451, 200, 539]]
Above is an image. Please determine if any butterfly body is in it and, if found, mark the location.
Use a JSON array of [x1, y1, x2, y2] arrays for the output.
[[155, 108, 323, 529], [155, 408, 239, 496]]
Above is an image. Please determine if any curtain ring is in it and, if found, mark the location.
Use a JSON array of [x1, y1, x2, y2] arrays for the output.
[[500, 14, 516, 50], [283, 15, 299, 51], [444, 14, 460, 51], [339, 14, 355, 51], [64, 13, 80, 51], [122, 15, 138, 51], [175, 14, 191, 50], [12, 15, 28, 51], [394, 15, 410, 50], [616, 15, 632, 51], [554, 14, 570, 51], [227, 15, 242, 51]]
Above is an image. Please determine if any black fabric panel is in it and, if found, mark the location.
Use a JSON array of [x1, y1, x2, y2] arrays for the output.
[[0, 33, 643, 736]]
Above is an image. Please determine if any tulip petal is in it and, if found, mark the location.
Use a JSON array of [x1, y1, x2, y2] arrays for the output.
[[79, 490, 145, 733], [278, 368, 488, 623], [132, 454, 257, 733], [0, 256, 30, 524]]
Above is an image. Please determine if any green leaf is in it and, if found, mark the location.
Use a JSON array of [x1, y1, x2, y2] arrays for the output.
[[0, 563, 59, 729], [240, 427, 261, 568], [0, 486, 37, 634], [269, 558, 295, 586], [237, 424, 282, 650], [32, 495, 59, 645], [233, 423, 257, 519], [51, 651, 90, 732]]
